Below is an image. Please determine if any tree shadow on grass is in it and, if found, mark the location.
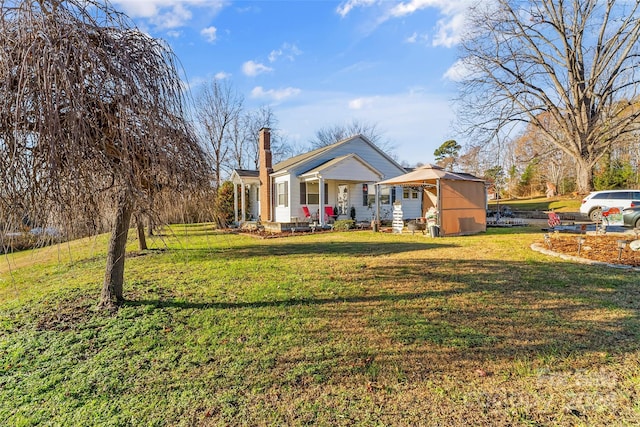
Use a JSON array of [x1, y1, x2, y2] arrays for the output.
[[153, 240, 457, 260], [124, 256, 639, 366]]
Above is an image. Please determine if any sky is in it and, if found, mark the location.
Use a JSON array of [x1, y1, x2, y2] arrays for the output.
[[111, 0, 473, 165]]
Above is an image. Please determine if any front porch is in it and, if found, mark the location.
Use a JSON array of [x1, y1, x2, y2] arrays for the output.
[[241, 220, 333, 234], [231, 169, 260, 224], [279, 153, 385, 227]]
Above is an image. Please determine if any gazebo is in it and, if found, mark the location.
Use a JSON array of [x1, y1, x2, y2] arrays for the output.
[[377, 164, 487, 236]]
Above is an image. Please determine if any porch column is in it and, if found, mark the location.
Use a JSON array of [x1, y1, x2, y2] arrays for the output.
[[240, 182, 246, 224], [233, 182, 239, 224], [375, 184, 380, 230], [319, 176, 325, 226]]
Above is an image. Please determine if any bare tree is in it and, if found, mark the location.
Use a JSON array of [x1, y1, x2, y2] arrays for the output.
[[457, 145, 484, 177], [309, 119, 396, 155], [0, 0, 210, 309], [243, 105, 292, 167], [227, 113, 250, 170], [510, 114, 576, 194], [457, 0, 640, 193], [194, 80, 243, 188]]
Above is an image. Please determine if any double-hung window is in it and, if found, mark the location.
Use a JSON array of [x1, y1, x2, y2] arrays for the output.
[[277, 182, 288, 207], [403, 187, 419, 200], [363, 184, 391, 206], [300, 182, 327, 204]]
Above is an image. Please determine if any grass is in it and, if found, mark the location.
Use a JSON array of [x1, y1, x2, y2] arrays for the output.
[[489, 195, 583, 212], [1, 225, 639, 426]]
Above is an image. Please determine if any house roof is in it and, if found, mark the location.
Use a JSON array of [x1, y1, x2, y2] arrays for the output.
[[231, 168, 261, 185], [377, 164, 485, 186], [298, 153, 383, 181], [233, 169, 259, 178], [272, 134, 405, 174]]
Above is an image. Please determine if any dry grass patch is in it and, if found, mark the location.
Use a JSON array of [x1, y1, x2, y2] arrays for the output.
[[1, 227, 639, 425]]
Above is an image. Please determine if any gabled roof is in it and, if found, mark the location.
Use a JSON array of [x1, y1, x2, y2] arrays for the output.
[[233, 169, 259, 178], [231, 168, 260, 185], [272, 134, 405, 174], [298, 153, 383, 181]]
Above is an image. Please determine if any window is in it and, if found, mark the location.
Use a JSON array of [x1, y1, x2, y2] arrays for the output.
[[277, 181, 288, 207], [379, 186, 390, 205], [300, 182, 321, 204], [306, 182, 319, 204], [403, 187, 419, 199], [367, 186, 375, 206], [364, 184, 391, 206], [362, 183, 369, 206]]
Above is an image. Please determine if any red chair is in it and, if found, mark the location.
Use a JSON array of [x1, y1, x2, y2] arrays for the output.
[[302, 206, 312, 220], [324, 206, 337, 223], [547, 212, 561, 228]]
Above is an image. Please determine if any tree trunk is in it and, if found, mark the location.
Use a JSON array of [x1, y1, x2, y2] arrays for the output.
[[575, 158, 594, 194], [136, 215, 147, 251], [147, 214, 154, 236], [99, 191, 134, 309]]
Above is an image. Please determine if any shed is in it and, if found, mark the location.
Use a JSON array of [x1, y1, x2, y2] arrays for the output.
[[377, 164, 487, 236]]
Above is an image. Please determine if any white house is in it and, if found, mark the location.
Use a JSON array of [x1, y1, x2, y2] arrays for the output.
[[231, 128, 423, 227]]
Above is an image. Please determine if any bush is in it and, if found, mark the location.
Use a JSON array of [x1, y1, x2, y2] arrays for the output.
[[1, 232, 54, 254], [214, 181, 235, 227], [333, 219, 354, 231]]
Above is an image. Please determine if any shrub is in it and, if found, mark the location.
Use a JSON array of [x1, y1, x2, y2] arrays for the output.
[[333, 219, 354, 231]]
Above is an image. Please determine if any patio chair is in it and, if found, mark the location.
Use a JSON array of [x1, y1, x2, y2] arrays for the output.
[[324, 206, 337, 223], [302, 206, 313, 221], [547, 212, 561, 228]]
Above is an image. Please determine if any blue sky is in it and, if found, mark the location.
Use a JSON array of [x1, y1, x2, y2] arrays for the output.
[[112, 0, 472, 165]]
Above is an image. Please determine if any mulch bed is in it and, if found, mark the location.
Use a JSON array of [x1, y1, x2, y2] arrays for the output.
[[540, 234, 640, 267]]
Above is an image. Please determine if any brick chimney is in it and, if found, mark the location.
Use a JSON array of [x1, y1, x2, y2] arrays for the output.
[[259, 128, 272, 222]]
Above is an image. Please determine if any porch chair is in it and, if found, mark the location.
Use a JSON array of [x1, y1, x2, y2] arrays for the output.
[[302, 206, 313, 221], [324, 206, 338, 223], [547, 211, 561, 228]]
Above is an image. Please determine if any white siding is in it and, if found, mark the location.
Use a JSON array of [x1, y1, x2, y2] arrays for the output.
[[288, 137, 405, 179], [277, 136, 424, 222], [395, 193, 423, 219], [273, 175, 291, 223]]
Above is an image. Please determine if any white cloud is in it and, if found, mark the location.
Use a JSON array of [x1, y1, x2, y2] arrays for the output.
[[215, 71, 231, 80], [335, 0, 472, 48], [432, 9, 467, 47], [348, 97, 377, 110], [336, 0, 376, 18], [275, 89, 456, 164], [389, 0, 432, 17], [166, 30, 181, 38], [268, 43, 303, 63], [157, 4, 192, 29], [242, 61, 273, 77], [200, 26, 217, 43], [251, 86, 301, 101], [391, 0, 472, 47], [111, 0, 225, 30], [443, 59, 473, 82], [405, 31, 429, 44]]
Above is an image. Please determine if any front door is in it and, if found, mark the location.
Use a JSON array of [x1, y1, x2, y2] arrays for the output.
[[337, 184, 349, 216]]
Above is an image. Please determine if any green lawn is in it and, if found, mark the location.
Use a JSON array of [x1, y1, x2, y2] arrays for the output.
[[1, 226, 639, 426], [489, 196, 583, 212]]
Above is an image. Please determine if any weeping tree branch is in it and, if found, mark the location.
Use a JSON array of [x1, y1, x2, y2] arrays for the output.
[[0, 0, 210, 309]]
